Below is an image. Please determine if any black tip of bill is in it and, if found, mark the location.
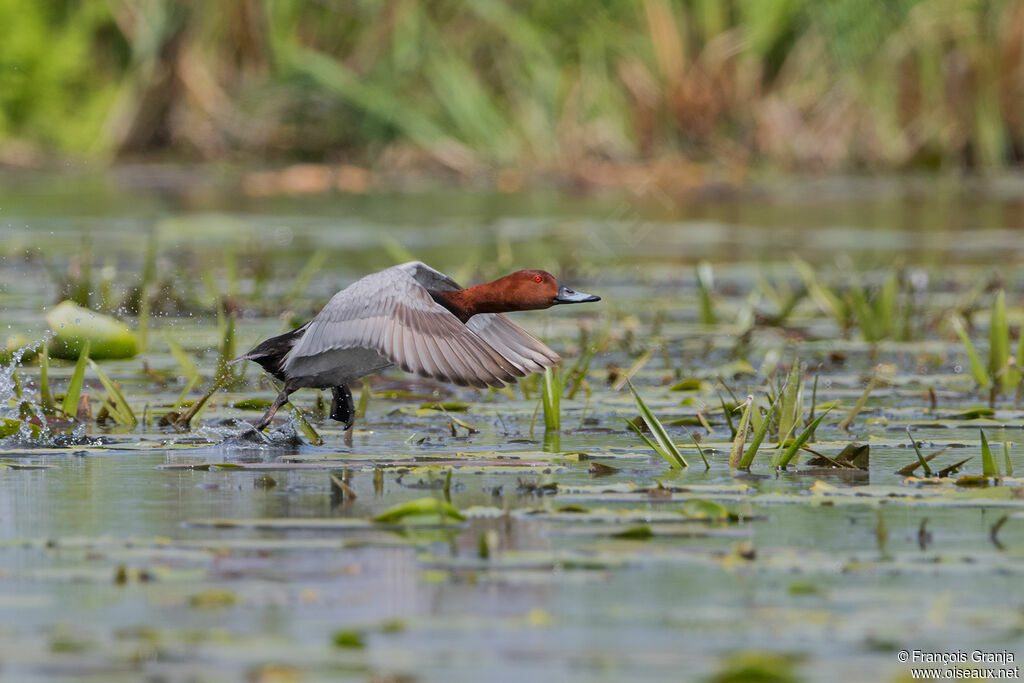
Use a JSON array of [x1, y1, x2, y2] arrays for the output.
[[554, 284, 601, 304]]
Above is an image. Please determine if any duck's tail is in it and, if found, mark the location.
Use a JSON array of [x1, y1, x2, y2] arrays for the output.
[[233, 324, 307, 381]]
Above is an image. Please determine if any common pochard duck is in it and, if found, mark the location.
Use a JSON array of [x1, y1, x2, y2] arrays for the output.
[[236, 261, 600, 431]]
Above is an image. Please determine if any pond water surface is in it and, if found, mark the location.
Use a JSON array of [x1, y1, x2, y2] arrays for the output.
[[1, 169, 1024, 682]]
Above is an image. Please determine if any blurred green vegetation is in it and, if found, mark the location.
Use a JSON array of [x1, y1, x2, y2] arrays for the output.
[[1, 0, 1023, 173]]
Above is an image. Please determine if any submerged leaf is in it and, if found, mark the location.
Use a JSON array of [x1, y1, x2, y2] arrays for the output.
[[612, 525, 654, 539], [332, 630, 365, 649], [682, 500, 730, 521], [372, 497, 465, 523], [189, 590, 238, 609], [232, 398, 273, 410]]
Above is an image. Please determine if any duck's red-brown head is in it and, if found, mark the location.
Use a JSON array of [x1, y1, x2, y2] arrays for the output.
[[438, 269, 600, 321], [498, 270, 601, 310]]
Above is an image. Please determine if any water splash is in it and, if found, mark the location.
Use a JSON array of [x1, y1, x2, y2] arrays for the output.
[[0, 339, 101, 448], [0, 341, 39, 415], [191, 421, 305, 461]]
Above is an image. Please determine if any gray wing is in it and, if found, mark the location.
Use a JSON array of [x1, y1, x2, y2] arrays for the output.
[[284, 264, 549, 388], [401, 261, 561, 374]]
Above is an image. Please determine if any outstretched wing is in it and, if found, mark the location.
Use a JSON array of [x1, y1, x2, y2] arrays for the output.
[[400, 261, 561, 374], [284, 263, 556, 388]]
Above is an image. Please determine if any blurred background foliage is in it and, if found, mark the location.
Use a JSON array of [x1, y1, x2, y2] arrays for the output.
[[1, 0, 1023, 174]]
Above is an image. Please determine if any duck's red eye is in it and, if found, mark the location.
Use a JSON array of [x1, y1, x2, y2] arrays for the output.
[[534, 275, 543, 283]]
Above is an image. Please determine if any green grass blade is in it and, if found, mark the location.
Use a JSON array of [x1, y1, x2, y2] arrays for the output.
[[773, 408, 832, 469], [696, 261, 716, 325], [777, 362, 801, 441], [728, 396, 753, 469], [1015, 324, 1024, 387], [1003, 441, 1014, 476], [541, 366, 562, 431], [100, 397, 131, 427], [88, 359, 137, 428], [685, 429, 709, 469], [166, 337, 200, 385], [285, 250, 328, 303], [838, 374, 878, 432], [215, 308, 237, 384], [357, 382, 371, 419], [718, 392, 736, 438], [61, 341, 90, 418], [792, 258, 846, 326], [39, 344, 54, 414], [626, 418, 679, 468], [874, 272, 898, 339], [950, 316, 991, 388], [610, 347, 655, 391], [980, 429, 998, 477], [739, 396, 779, 469], [171, 375, 199, 413], [989, 290, 1011, 393], [905, 427, 932, 477], [848, 278, 878, 342], [627, 380, 687, 468], [749, 395, 764, 433], [809, 373, 820, 439], [137, 229, 157, 353], [287, 402, 324, 446], [565, 346, 595, 400], [174, 378, 225, 430]]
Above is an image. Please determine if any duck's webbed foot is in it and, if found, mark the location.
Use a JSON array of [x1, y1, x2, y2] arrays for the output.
[[330, 385, 355, 430]]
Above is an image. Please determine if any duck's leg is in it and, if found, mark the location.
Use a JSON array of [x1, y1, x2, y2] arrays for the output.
[[255, 386, 293, 431], [330, 385, 355, 430]]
